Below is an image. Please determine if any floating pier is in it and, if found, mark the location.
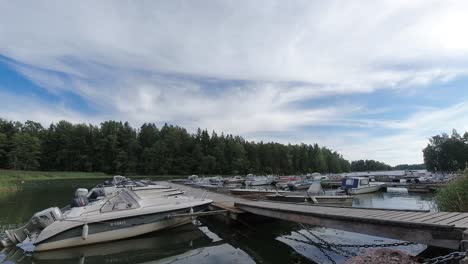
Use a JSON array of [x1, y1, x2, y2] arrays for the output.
[[166, 182, 468, 249]]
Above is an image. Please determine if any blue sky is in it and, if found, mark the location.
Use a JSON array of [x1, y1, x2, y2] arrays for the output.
[[1, 1, 468, 165]]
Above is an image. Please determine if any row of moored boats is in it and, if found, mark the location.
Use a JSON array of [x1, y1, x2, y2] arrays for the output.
[[0, 176, 212, 252]]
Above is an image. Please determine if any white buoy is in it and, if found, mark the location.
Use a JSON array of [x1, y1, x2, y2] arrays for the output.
[[82, 224, 89, 240]]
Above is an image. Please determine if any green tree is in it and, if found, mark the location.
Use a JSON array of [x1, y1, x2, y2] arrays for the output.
[[8, 133, 41, 170]]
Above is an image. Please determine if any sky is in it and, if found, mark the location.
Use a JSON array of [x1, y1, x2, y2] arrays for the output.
[[1, 1, 468, 166]]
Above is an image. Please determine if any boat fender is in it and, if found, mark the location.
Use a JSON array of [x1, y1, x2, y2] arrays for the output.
[[311, 197, 318, 204], [190, 207, 194, 221], [82, 224, 89, 240]]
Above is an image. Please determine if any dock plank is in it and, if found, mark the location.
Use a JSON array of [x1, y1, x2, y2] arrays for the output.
[[436, 213, 468, 225], [423, 213, 461, 224], [397, 212, 441, 222], [167, 182, 468, 249], [412, 212, 453, 223]]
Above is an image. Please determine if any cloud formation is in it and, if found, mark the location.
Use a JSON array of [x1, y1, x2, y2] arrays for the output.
[[1, 0, 468, 165]]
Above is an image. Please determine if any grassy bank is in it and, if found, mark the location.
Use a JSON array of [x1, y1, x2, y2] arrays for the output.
[[0, 169, 181, 191], [435, 171, 468, 212], [0, 169, 180, 182], [0, 169, 111, 181]]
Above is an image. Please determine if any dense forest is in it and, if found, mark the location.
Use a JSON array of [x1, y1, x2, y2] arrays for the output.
[[423, 130, 468, 172], [0, 118, 356, 175], [393, 164, 426, 170], [350, 160, 393, 172]]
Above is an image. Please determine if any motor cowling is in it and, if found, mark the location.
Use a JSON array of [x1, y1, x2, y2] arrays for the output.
[[75, 188, 89, 197], [1, 207, 62, 247]]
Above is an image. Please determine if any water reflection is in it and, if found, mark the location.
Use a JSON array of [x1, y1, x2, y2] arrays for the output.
[[0, 224, 256, 264], [353, 190, 436, 211], [277, 226, 426, 264]]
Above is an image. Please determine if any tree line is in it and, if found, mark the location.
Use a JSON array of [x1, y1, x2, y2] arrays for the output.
[[423, 130, 468, 172], [350, 160, 393, 172], [0, 118, 352, 175], [0, 118, 404, 175]]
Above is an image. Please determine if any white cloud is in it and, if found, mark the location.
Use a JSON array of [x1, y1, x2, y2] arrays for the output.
[[0, 91, 99, 125], [2, 1, 468, 165]]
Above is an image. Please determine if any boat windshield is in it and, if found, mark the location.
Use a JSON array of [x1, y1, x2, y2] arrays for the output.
[[345, 179, 355, 186], [359, 179, 369, 186], [100, 190, 139, 213], [112, 175, 129, 185]]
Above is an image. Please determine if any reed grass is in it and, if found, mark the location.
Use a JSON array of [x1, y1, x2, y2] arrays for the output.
[[435, 171, 468, 212]]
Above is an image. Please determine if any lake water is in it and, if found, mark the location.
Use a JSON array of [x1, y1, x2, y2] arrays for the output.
[[0, 179, 436, 264]]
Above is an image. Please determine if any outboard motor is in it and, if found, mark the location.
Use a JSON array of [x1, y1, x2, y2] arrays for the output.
[[1, 207, 62, 247], [71, 188, 89, 207], [75, 188, 88, 197]]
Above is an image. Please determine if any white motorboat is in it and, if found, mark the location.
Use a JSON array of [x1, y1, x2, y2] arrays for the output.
[[224, 176, 245, 184], [245, 175, 272, 186], [101, 175, 171, 191], [191, 177, 222, 189], [0, 188, 212, 251], [341, 177, 385, 195], [230, 188, 288, 196]]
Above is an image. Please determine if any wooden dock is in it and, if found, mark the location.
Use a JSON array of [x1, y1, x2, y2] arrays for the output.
[[166, 182, 468, 249]]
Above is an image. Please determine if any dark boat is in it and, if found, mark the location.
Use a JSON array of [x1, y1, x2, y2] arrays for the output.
[[265, 194, 353, 206]]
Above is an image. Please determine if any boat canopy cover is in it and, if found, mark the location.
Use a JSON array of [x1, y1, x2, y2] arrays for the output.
[[342, 178, 359, 188]]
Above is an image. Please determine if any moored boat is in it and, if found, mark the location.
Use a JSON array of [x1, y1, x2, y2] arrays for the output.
[[0, 188, 212, 251], [287, 179, 314, 191], [224, 175, 245, 184], [341, 177, 385, 195], [265, 194, 353, 206], [101, 175, 171, 191], [245, 175, 272, 186], [230, 188, 288, 196]]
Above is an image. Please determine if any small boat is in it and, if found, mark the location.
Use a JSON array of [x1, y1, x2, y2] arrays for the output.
[[313, 175, 329, 181], [266, 180, 353, 206], [191, 177, 223, 189], [0, 188, 212, 251], [287, 179, 314, 191], [265, 194, 353, 207], [224, 176, 245, 184], [341, 177, 385, 195], [184, 175, 199, 185], [208, 176, 224, 185], [101, 176, 171, 191], [230, 188, 288, 196], [245, 175, 272, 186]]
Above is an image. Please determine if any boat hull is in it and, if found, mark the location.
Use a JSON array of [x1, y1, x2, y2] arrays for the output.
[[245, 180, 271, 186], [34, 204, 209, 251], [35, 218, 190, 251], [347, 185, 382, 195], [230, 189, 286, 196], [266, 195, 353, 206]]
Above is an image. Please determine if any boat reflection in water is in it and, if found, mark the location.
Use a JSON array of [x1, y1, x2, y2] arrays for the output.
[[0, 224, 255, 264]]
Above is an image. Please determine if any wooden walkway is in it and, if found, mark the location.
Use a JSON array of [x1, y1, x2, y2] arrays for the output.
[[165, 182, 245, 220], [165, 182, 468, 249]]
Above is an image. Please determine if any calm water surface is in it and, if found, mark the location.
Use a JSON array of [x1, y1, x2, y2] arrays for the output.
[[0, 180, 434, 264]]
